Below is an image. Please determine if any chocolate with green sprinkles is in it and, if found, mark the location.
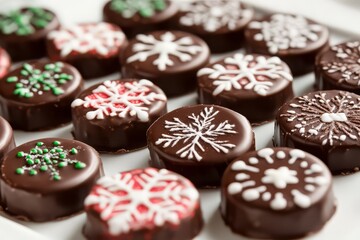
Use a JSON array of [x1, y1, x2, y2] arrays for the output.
[[0, 138, 103, 222]]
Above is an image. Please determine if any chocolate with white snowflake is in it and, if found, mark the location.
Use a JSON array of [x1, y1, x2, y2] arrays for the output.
[[147, 104, 255, 187], [197, 53, 294, 124], [0, 48, 10, 79], [275, 90, 360, 173], [72, 79, 167, 153], [0, 138, 103, 222], [84, 168, 203, 239], [245, 14, 329, 75], [121, 31, 210, 96], [221, 147, 336, 239]]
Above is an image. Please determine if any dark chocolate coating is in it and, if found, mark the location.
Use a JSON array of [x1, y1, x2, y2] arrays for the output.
[[72, 79, 167, 153], [0, 116, 15, 161], [275, 90, 360, 174], [172, 0, 254, 53], [0, 138, 104, 222], [121, 30, 210, 97], [245, 14, 329, 76], [0, 8, 60, 62], [103, 0, 179, 38], [197, 53, 294, 124], [221, 147, 336, 239], [0, 48, 11, 79], [147, 104, 255, 188], [0, 61, 84, 131], [315, 41, 360, 94]]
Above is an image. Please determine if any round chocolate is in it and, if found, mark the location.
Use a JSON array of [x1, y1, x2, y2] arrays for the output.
[[47, 22, 127, 79], [173, 0, 254, 53], [245, 13, 329, 76], [71, 79, 167, 153], [221, 147, 336, 239], [0, 7, 60, 61], [147, 104, 255, 188], [275, 90, 360, 174], [84, 168, 202, 240], [316, 41, 360, 93], [0, 47, 11, 79], [0, 61, 83, 131], [103, 0, 179, 38], [121, 30, 210, 97], [0, 116, 15, 161], [0, 138, 103, 222], [197, 53, 294, 124]]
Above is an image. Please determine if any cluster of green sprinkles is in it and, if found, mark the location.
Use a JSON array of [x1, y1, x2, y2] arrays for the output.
[[6, 62, 73, 98], [0, 7, 53, 35], [111, 0, 166, 18], [15, 140, 86, 181]]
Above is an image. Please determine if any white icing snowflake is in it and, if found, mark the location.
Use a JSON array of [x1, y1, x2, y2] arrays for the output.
[[126, 31, 203, 71], [322, 41, 360, 85], [227, 148, 329, 210], [249, 14, 323, 54], [155, 106, 237, 161], [71, 79, 166, 122], [281, 91, 360, 146], [197, 53, 293, 96], [48, 23, 125, 57], [85, 168, 199, 236], [178, 0, 253, 32]]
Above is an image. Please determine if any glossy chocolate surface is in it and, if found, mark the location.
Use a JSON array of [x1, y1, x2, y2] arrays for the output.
[[121, 30, 210, 97], [0, 61, 83, 131], [0, 116, 15, 161], [147, 104, 255, 188], [221, 147, 336, 239], [275, 90, 360, 174], [0, 138, 103, 222], [197, 53, 294, 124], [72, 79, 167, 153]]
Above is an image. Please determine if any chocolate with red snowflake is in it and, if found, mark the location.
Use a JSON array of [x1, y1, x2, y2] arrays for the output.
[[221, 147, 336, 239], [275, 90, 360, 174], [71, 79, 167, 153], [197, 53, 294, 124], [0, 48, 10, 79], [47, 22, 127, 79], [84, 168, 203, 240]]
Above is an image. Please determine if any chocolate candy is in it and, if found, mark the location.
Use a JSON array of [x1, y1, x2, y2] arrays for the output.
[[72, 79, 167, 153], [47, 22, 127, 79], [173, 0, 254, 53], [147, 104, 255, 188], [315, 41, 360, 93], [0, 61, 83, 131], [84, 168, 202, 240], [121, 30, 210, 97], [0, 7, 60, 61], [221, 147, 336, 239], [0, 138, 103, 222], [0, 48, 11, 78], [0, 116, 15, 161], [197, 53, 294, 124], [245, 14, 329, 75], [103, 0, 178, 38], [275, 90, 360, 174]]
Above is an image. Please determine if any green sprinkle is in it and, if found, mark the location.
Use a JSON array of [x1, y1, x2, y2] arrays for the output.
[[34, 159, 40, 164], [75, 162, 86, 169], [16, 168, 24, 175], [36, 142, 44, 147], [58, 162, 67, 168], [70, 148, 78, 155], [53, 175, 61, 181], [26, 159, 34, 165], [53, 141, 60, 146], [43, 149, 49, 153], [59, 153, 66, 159], [30, 148, 37, 154], [7, 76, 18, 83], [40, 165, 48, 172], [17, 151, 25, 158], [29, 169, 37, 176]]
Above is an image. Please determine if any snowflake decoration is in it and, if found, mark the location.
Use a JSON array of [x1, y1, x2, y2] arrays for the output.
[[280, 91, 360, 146], [227, 148, 329, 210], [6, 62, 73, 98], [155, 106, 237, 161], [48, 23, 125, 57], [0, 49, 10, 78], [178, 0, 252, 32], [127, 31, 203, 71], [249, 14, 323, 54], [71, 79, 166, 122], [197, 53, 293, 96], [0, 7, 53, 35], [111, 0, 167, 18], [15, 140, 86, 181], [85, 168, 199, 235], [322, 41, 360, 85]]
